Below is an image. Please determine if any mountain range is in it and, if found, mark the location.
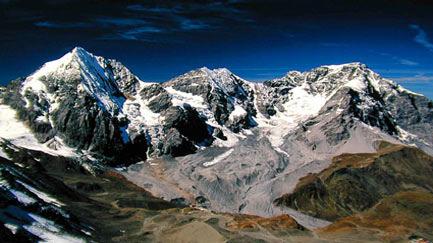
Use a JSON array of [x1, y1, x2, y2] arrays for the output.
[[1, 47, 432, 242]]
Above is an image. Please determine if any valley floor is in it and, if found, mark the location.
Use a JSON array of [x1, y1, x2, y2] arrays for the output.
[[1, 140, 433, 242]]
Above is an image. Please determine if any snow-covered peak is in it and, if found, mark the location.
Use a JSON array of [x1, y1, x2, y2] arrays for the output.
[[198, 66, 212, 73], [5, 47, 433, 173], [285, 70, 302, 77], [25, 47, 98, 81], [258, 62, 396, 142], [71, 46, 89, 55], [198, 67, 236, 81], [23, 47, 104, 88], [269, 62, 392, 96], [307, 62, 368, 78], [21, 47, 125, 115], [166, 66, 248, 97], [201, 67, 232, 75], [276, 62, 367, 83], [24, 51, 75, 88], [200, 67, 244, 90], [70, 46, 91, 59], [320, 62, 365, 70]]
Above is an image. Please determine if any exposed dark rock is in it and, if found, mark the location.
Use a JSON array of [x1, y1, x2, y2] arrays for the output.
[[49, 91, 141, 164], [164, 68, 257, 132], [108, 59, 140, 97], [147, 92, 172, 113], [207, 91, 233, 126], [195, 196, 211, 208], [160, 128, 197, 157], [170, 197, 189, 207], [139, 83, 166, 100], [386, 89, 433, 145], [212, 127, 227, 140], [162, 105, 213, 144]]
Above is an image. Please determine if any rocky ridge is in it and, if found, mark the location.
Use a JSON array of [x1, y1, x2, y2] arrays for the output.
[[2, 47, 433, 228], [2, 48, 432, 164]]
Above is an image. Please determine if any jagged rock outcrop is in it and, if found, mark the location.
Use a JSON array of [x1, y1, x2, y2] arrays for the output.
[[162, 105, 212, 144], [163, 67, 257, 130]]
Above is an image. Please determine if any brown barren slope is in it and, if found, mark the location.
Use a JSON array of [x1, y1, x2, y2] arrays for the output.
[[318, 189, 433, 241], [275, 141, 433, 241]]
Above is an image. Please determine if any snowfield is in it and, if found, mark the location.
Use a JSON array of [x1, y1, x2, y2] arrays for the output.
[[0, 104, 77, 157], [202, 148, 234, 167]]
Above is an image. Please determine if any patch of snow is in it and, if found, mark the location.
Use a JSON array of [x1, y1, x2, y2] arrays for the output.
[[0, 176, 36, 205], [202, 148, 234, 167], [0, 105, 77, 157], [397, 126, 416, 141], [149, 161, 158, 166], [24, 213, 85, 243], [123, 100, 160, 129], [163, 84, 247, 149], [345, 76, 367, 92], [119, 82, 169, 155], [73, 48, 125, 114], [165, 86, 207, 109], [81, 229, 92, 236], [282, 86, 326, 123], [242, 129, 254, 136], [367, 72, 384, 93], [397, 84, 424, 96], [0, 147, 11, 160], [274, 147, 290, 158], [9, 189, 37, 205], [4, 223, 19, 234], [228, 105, 247, 121], [114, 167, 127, 172], [122, 80, 164, 133], [22, 53, 74, 93], [35, 115, 49, 123], [17, 180, 65, 207], [322, 62, 362, 70], [255, 86, 327, 149]]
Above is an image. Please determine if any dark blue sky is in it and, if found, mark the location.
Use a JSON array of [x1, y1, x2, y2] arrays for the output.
[[1, 0, 433, 98]]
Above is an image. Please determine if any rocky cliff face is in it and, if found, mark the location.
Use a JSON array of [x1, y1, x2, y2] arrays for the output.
[[163, 67, 257, 131]]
